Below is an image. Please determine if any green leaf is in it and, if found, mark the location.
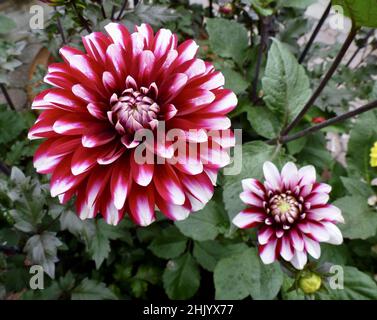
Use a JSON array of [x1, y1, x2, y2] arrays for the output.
[[347, 111, 377, 183], [23, 232, 63, 279], [242, 0, 274, 16], [317, 266, 377, 300], [175, 199, 227, 241], [206, 18, 249, 66], [0, 106, 26, 145], [247, 106, 281, 139], [222, 141, 290, 221], [163, 253, 200, 300], [149, 226, 187, 259], [0, 15, 17, 34], [262, 39, 312, 128], [332, 0, 377, 28], [85, 220, 122, 269], [221, 67, 249, 94], [193, 241, 248, 272], [279, 0, 317, 9], [214, 248, 283, 300], [71, 278, 118, 300], [295, 133, 332, 169], [333, 196, 377, 240], [340, 177, 373, 197]]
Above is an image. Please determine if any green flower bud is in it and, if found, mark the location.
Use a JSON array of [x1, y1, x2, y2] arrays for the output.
[[299, 272, 322, 294]]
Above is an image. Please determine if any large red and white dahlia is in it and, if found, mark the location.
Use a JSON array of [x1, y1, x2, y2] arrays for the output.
[[28, 23, 237, 226], [232, 161, 344, 270]]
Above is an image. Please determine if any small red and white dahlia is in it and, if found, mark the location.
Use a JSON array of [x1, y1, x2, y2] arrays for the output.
[[232, 161, 344, 270], [29, 23, 237, 226]]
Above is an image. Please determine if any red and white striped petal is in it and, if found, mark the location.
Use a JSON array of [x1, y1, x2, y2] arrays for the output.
[[128, 185, 155, 226], [130, 151, 154, 186], [280, 236, 294, 261], [263, 161, 282, 191], [154, 164, 185, 206], [258, 226, 274, 245], [303, 235, 321, 259], [241, 178, 266, 198], [306, 193, 330, 206], [321, 221, 343, 245], [298, 165, 316, 186], [307, 205, 344, 223], [281, 162, 299, 190], [156, 193, 191, 221], [289, 229, 304, 251], [110, 157, 132, 210], [297, 221, 330, 242], [232, 209, 265, 229], [50, 156, 87, 197], [259, 238, 278, 264], [290, 250, 308, 270], [240, 191, 264, 207], [180, 171, 214, 205]]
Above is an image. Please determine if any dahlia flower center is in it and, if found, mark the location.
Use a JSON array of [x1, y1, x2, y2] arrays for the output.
[[109, 84, 160, 134], [269, 193, 301, 225]]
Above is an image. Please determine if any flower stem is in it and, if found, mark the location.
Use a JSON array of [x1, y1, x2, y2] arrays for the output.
[[268, 99, 377, 145], [54, 7, 66, 44], [71, 1, 91, 33], [100, 1, 107, 19], [116, 0, 128, 21], [345, 29, 374, 67], [0, 83, 15, 111], [298, 1, 332, 64], [281, 26, 358, 136], [209, 0, 214, 18], [251, 15, 270, 102], [111, 5, 116, 21]]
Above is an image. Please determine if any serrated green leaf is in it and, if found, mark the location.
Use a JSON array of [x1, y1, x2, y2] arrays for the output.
[[262, 39, 312, 127], [24, 232, 63, 278], [71, 278, 118, 300], [247, 106, 281, 139], [332, 0, 377, 28], [347, 111, 377, 183], [221, 67, 249, 94], [317, 266, 377, 300], [175, 199, 226, 241], [340, 177, 373, 197], [206, 18, 249, 66], [149, 226, 187, 259], [214, 247, 283, 300], [0, 15, 17, 34], [334, 196, 377, 239], [193, 241, 248, 272], [163, 253, 200, 300]]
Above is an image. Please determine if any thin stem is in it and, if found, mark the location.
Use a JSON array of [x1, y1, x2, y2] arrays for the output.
[[251, 16, 269, 102], [282, 26, 358, 136], [0, 160, 10, 176], [100, 1, 107, 19], [0, 83, 15, 110], [54, 7, 66, 44], [346, 29, 374, 67], [209, 0, 214, 18], [111, 5, 116, 21], [268, 99, 377, 145], [298, 1, 331, 64], [71, 1, 91, 33], [117, 0, 128, 21]]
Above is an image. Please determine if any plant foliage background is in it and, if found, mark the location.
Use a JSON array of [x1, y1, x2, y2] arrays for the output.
[[0, 0, 377, 300]]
